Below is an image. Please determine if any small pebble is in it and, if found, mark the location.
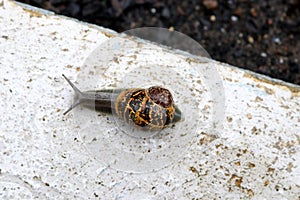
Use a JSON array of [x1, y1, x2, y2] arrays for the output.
[[267, 19, 273, 25], [169, 26, 174, 31], [279, 57, 284, 64], [261, 52, 267, 57], [233, 7, 244, 16], [273, 37, 281, 44], [202, 0, 218, 10], [231, 15, 238, 22], [250, 8, 257, 17], [150, 8, 156, 14], [247, 36, 254, 43], [210, 15, 216, 22]]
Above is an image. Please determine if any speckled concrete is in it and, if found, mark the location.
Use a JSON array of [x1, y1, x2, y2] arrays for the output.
[[0, 1, 300, 199]]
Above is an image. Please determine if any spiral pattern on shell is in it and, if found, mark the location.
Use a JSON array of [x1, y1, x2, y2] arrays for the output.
[[115, 86, 175, 130]]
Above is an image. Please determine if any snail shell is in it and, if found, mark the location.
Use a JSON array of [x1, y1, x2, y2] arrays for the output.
[[62, 74, 181, 130]]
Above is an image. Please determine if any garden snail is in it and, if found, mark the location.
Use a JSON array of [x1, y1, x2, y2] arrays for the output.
[[62, 74, 181, 131]]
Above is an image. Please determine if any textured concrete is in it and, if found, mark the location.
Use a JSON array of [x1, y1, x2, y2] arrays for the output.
[[0, 1, 300, 199]]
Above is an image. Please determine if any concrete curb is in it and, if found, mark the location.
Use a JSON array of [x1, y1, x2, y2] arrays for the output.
[[1, 1, 299, 199]]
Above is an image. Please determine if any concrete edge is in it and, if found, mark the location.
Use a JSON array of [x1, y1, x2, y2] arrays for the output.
[[7, 0, 300, 96]]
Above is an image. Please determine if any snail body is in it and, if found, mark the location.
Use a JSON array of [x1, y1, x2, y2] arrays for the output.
[[62, 74, 181, 130]]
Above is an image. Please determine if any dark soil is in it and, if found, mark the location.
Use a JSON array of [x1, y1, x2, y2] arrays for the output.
[[17, 0, 300, 85]]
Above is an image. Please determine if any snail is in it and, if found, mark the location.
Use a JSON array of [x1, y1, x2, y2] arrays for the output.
[[62, 74, 181, 130]]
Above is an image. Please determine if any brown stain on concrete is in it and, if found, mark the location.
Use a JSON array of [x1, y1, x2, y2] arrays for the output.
[[243, 73, 300, 97]]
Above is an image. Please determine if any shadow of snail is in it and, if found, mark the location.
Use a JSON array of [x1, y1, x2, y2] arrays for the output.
[[62, 74, 182, 131]]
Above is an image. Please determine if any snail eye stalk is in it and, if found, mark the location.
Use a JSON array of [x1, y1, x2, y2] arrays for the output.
[[62, 74, 84, 115]]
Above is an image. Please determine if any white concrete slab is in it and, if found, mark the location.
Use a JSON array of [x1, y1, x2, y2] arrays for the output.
[[0, 1, 299, 199]]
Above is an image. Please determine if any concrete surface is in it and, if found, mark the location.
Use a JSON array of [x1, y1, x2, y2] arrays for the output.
[[0, 0, 300, 199]]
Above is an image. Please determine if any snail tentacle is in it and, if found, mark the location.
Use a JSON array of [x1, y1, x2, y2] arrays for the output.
[[62, 74, 115, 115], [62, 74, 86, 115]]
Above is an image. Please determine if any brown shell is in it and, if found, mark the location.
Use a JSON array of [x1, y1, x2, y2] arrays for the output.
[[115, 87, 175, 130]]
